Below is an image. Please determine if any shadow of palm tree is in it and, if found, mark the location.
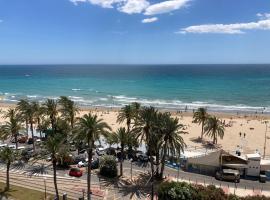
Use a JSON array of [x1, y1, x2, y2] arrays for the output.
[[10, 160, 26, 170], [24, 163, 50, 177], [98, 172, 153, 199]]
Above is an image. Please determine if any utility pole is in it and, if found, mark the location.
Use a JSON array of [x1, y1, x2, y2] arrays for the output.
[[263, 121, 268, 159]]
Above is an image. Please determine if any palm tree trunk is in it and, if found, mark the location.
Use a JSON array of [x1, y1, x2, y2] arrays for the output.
[[30, 122, 35, 152], [52, 159, 59, 199], [150, 155, 155, 200], [87, 140, 93, 200], [37, 118, 42, 138], [15, 133, 18, 150], [201, 120, 204, 139], [6, 161, 10, 191], [120, 144, 124, 176], [155, 147, 160, 177], [160, 143, 167, 179]]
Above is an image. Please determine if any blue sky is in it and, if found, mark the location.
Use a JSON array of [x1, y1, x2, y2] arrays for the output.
[[0, 0, 270, 64]]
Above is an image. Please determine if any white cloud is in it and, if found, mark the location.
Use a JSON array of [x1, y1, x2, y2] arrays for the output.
[[142, 17, 158, 23], [118, 0, 149, 14], [179, 18, 270, 34], [70, 0, 190, 16], [70, 0, 87, 6], [144, 0, 190, 15], [70, 0, 149, 12], [256, 13, 270, 20]]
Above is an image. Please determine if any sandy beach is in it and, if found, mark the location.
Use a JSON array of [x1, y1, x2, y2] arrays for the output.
[[1, 103, 270, 156]]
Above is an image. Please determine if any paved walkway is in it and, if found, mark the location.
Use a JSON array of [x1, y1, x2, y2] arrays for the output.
[[0, 169, 105, 200]]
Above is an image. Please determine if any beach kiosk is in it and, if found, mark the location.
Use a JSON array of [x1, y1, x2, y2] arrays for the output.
[[187, 149, 248, 176]]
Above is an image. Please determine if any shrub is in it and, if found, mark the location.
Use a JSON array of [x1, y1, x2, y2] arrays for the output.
[[194, 184, 227, 200], [158, 181, 196, 200], [99, 155, 117, 178]]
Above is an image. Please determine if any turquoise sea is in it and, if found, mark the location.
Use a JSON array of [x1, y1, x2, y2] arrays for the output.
[[0, 64, 270, 113]]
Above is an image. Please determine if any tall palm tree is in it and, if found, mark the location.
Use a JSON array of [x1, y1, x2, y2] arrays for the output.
[[0, 147, 18, 190], [58, 96, 79, 129], [117, 105, 133, 133], [0, 109, 24, 150], [44, 133, 65, 199], [204, 116, 225, 144], [33, 101, 45, 138], [159, 113, 187, 178], [17, 100, 37, 151], [111, 127, 129, 176], [131, 102, 141, 121], [134, 107, 158, 179], [43, 99, 58, 133], [193, 107, 208, 139], [75, 113, 111, 200]]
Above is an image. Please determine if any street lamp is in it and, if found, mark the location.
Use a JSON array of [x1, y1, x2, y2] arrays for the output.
[[263, 121, 269, 159], [43, 176, 47, 200], [130, 159, 133, 181]]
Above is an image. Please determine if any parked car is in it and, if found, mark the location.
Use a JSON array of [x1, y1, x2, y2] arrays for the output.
[[96, 147, 105, 156], [70, 144, 76, 152], [69, 168, 83, 177], [77, 158, 99, 169], [18, 136, 28, 143], [8, 145, 16, 149], [138, 153, 149, 162], [259, 171, 267, 183], [0, 144, 7, 149], [27, 138, 34, 144], [215, 169, 240, 183]]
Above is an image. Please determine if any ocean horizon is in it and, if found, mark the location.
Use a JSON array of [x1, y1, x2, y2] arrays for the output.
[[0, 64, 270, 114]]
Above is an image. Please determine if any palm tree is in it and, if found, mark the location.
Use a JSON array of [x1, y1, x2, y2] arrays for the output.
[[134, 107, 158, 179], [75, 113, 111, 200], [131, 102, 141, 121], [193, 107, 208, 139], [0, 147, 18, 190], [44, 133, 65, 199], [159, 113, 187, 178], [43, 99, 58, 133], [117, 105, 133, 133], [204, 116, 225, 144], [33, 101, 45, 138], [111, 127, 130, 176], [0, 109, 24, 150], [58, 96, 79, 129], [17, 100, 37, 151]]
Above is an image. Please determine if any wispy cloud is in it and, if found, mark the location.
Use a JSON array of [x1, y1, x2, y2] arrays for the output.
[[178, 13, 270, 34], [70, 0, 190, 15], [144, 0, 190, 15], [0, 19, 3, 23], [142, 17, 158, 23]]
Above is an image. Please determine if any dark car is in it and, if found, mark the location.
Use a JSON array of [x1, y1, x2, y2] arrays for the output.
[[69, 168, 83, 177], [138, 153, 149, 162], [215, 169, 240, 183], [27, 138, 34, 144]]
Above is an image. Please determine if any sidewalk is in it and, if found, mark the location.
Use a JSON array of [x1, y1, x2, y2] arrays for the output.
[[167, 175, 270, 197]]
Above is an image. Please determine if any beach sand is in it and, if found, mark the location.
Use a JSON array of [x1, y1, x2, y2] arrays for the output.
[[1, 103, 270, 156]]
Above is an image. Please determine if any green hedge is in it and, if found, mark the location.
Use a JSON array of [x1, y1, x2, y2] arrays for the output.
[[99, 155, 118, 178], [158, 181, 270, 200]]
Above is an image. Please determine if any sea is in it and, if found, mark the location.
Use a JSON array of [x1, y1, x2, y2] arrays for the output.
[[0, 64, 270, 114]]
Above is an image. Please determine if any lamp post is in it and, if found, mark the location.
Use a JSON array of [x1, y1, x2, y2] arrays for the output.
[[43, 176, 47, 200], [130, 159, 133, 181], [263, 121, 268, 159]]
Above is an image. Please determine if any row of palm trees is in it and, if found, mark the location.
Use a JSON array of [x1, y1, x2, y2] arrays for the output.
[[193, 107, 225, 144], [0, 97, 224, 199]]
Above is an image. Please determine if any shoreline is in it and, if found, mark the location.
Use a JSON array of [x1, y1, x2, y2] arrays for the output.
[[0, 102, 269, 121], [1, 101, 270, 156]]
